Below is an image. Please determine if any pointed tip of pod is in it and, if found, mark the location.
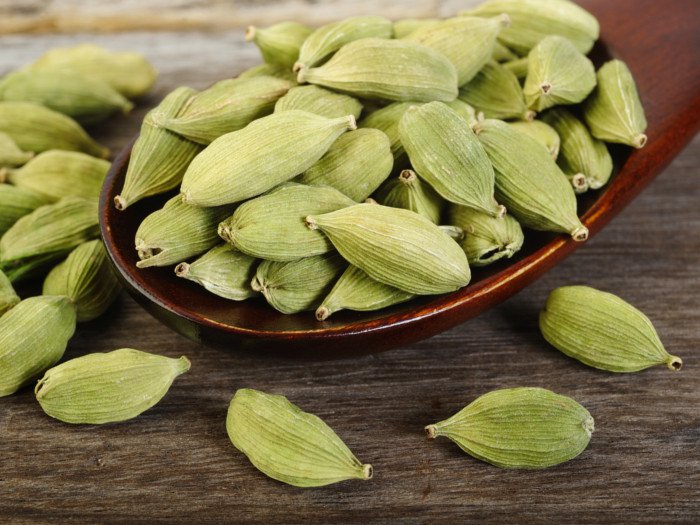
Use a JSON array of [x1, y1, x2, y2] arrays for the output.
[[245, 26, 256, 42], [525, 110, 537, 121], [571, 225, 589, 243], [495, 204, 507, 219], [346, 114, 357, 131], [667, 355, 683, 371], [174, 262, 190, 278], [315, 306, 331, 321], [424, 425, 438, 439], [540, 82, 552, 95], [362, 464, 374, 480], [583, 415, 595, 437], [122, 100, 135, 115], [304, 215, 319, 230], [571, 173, 589, 193], [292, 61, 304, 73], [180, 191, 192, 205], [633, 134, 648, 149], [250, 275, 264, 292], [364, 198, 378, 205], [218, 222, 234, 243], [497, 13, 511, 28], [399, 169, 417, 184], [296, 66, 308, 84], [114, 195, 128, 211], [176, 355, 192, 374]]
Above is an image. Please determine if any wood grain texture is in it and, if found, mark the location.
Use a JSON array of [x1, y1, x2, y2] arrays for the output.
[[1, 6, 699, 525]]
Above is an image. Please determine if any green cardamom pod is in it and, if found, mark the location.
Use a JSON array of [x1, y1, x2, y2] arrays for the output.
[[474, 119, 588, 241], [508, 119, 560, 159], [238, 63, 299, 83], [298, 128, 393, 202], [135, 195, 232, 269], [297, 38, 458, 103], [35, 349, 190, 424], [219, 183, 355, 262], [426, 387, 594, 469], [162, 76, 292, 145], [0, 197, 99, 265], [523, 36, 596, 112], [0, 67, 133, 125], [30, 43, 157, 99], [0, 183, 49, 236], [252, 253, 346, 314], [465, 0, 600, 55], [175, 244, 257, 301], [448, 204, 524, 266], [359, 102, 419, 160], [246, 22, 312, 68], [492, 41, 518, 62], [181, 110, 356, 207], [540, 286, 682, 372], [375, 169, 444, 224], [0, 295, 76, 397], [4, 150, 110, 202], [0, 101, 109, 158], [115, 87, 203, 211], [400, 102, 505, 217], [445, 99, 478, 127], [275, 85, 363, 120], [0, 253, 59, 284], [503, 56, 528, 80], [403, 15, 510, 86], [458, 61, 530, 120], [316, 265, 414, 321], [306, 203, 470, 295], [541, 107, 613, 190], [393, 18, 440, 39], [295, 16, 394, 72], [42, 240, 121, 322], [0, 269, 20, 316], [439, 225, 466, 242], [227, 388, 373, 487], [583, 59, 648, 149], [0, 131, 33, 168]]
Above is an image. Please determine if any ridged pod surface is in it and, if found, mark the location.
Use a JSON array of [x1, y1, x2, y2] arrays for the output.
[[458, 61, 529, 120], [508, 120, 560, 159], [375, 169, 444, 224], [238, 63, 298, 83], [0, 184, 48, 236], [275, 85, 363, 120], [0, 132, 33, 168], [0, 269, 20, 316], [246, 22, 312, 68], [392, 18, 440, 39], [359, 102, 419, 160]]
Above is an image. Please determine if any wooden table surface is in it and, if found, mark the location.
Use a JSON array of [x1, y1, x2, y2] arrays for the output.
[[1, 25, 699, 525]]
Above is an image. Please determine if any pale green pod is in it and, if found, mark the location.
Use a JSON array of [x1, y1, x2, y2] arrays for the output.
[[219, 183, 355, 262], [446, 99, 478, 127], [0, 183, 49, 236], [275, 85, 363, 120], [439, 225, 466, 242], [583, 60, 648, 149], [465, 0, 600, 55], [5, 150, 110, 202], [359, 102, 419, 160], [295, 16, 394, 71], [474, 119, 588, 241], [0, 253, 61, 284], [508, 120, 560, 159], [426, 387, 594, 469], [316, 265, 414, 320], [504, 57, 528, 80], [238, 63, 299, 83], [0, 132, 33, 168], [0, 67, 133, 124], [174, 244, 257, 301], [403, 15, 509, 86], [41, 259, 69, 297], [252, 253, 346, 314], [458, 61, 530, 120], [35, 349, 190, 424], [306, 203, 470, 295], [375, 169, 444, 224], [0, 197, 99, 264], [135, 195, 232, 269], [0, 269, 20, 316], [181, 111, 356, 207], [541, 107, 613, 190], [523, 36, 596, 112], [30, 43, 157, 99], [392, 18, 440, 39], [0, 102, 109, 158], [0, 295, 76, 397], [298, 38, 458, 103], [540, 286, 682, 373], [298, 128, 393, 201], [246, 22, 312, 68], [227, 388, 373, 487], [162, 76, 293, 145], [399, 102, 504, 217], [492, 41, 518, 62], [448, 205, 524, 266]]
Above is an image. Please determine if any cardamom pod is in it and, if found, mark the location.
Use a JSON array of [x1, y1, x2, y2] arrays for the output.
[[219, 183, 355, 262], [0, 253, 59, 284], [439, 225, 466, 242], [0, 183, 48, 236], [0, 67, 133, 124], [583, 59, 648, 148], [35, 349, 190, 424], [298, 128, 393, 202], [458, 61, 530, 120], [306, 203, 470, 294], [0, 101, 109, 158], [181, 110, 356, 207], [375, 169, 444, 224], [523, 36, 596, 112], [359, 102, 419, 160], [42, 240, 121, 322], [135, 195, 232, 268], [275, 85, 363, 120], [448, 204, 524, 266], [0, 269, 20, 316], [246, 22, 312, 68], [474, 118, 588, 241], [0, 295, 76, 397], [541, 107, 613, 190], [316, 265, 414, 320], [446, 99, 478, 127], [393, 18, 440, 39], [297, 38, 458, 103], [503, 56, 528, 80], [540, 286, 683, 372], [508, 119, 560, 159], [295, 16, 394, 72], [0, 131, 33, 168], [426, 387, 594, 469], [251, 253, 346, 314], [492, 41, 518, 62], [4, 150, 110, 202], [238, 63, 299, 83], [115, 87, 203, 210], [465, 0, 600, 55], [399, 102, 504, 217], [175, 244, 257, 301]]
